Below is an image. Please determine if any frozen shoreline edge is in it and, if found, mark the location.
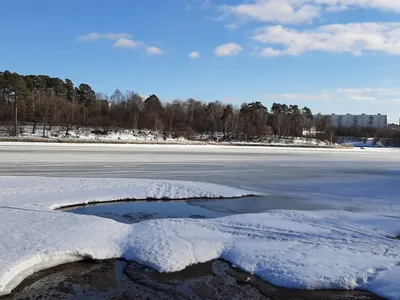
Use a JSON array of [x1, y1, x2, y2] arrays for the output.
[[0, 178, 260, 296], [0, 177, 398, 299], [0, 137, 353, 149]]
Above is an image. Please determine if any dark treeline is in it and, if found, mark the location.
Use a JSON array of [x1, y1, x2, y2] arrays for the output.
[[0, 70, 314, 140], [1, 70, 399, 141]]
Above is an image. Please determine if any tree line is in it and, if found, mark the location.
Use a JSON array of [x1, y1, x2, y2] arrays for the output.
[[1, 70, 398, 141], [0, 70, 316, 140]]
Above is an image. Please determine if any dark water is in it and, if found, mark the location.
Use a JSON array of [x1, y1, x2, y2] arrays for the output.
[[2, 259, 382, 300], [65, 196, 331, 224]]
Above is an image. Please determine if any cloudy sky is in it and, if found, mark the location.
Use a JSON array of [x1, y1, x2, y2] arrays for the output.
[[1, 0, 400, 122]]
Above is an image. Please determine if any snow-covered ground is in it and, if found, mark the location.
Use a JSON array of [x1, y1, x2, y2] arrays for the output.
[[1, 125, 330, 146], [0, 125, 188, 143], [342, 138, 384, 148], [0, 143, 399, 299]]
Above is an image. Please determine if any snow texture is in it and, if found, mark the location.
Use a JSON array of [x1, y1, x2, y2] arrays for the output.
[[1, 125, 329, 146], [342, 138, 384, 148], [1, 126, 188, 143], [0, 177, 257, 296], [0, 176, 399, 299]]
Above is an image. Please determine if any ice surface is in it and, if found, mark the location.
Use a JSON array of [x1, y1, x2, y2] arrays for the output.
[[0, 144, 399, 299]]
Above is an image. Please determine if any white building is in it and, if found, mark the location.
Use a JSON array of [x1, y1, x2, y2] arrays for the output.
[[314, 114, 388, 129]]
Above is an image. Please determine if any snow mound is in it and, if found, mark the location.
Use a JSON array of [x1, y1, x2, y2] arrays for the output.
[[0, 177, 399, 300], [0, 176, 258, 295], [342, 138, 384, 148]]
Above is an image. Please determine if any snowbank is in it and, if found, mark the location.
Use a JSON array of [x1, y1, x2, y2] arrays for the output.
[[342, 138, 384, 148], [0, 177, 258, 295], [1, 125, 190, 144], [1, 125, 331, 146], [0, 177, 399, 299], [0, 177, 258, 210]]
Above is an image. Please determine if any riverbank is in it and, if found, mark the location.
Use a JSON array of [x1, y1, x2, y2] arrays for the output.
[[1, 259, 384, 300], [0, 136, 352, 149]]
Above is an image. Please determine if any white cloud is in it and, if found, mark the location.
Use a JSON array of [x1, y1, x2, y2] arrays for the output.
[[186, 0, 211, 10], [113, 38, 142, 49], [221, 0, 400, 25], [78, 32, 132, 41], [263, 86, 400, 104], [146, 46, 164, 55], [225, 23, 240, 30], [315, 0, 400, 13], [379, 99, 400, 104], [264, 91, 333, 101], [337, 87, 400, 97], [189, 51, 200, 58], [215, 43, 243, 56], [347, 95, 376, 102], [222, 0, 320, 24], [79, 32, 163, 55], [252, 23, 400, 56], [258, 47, 285, 56]]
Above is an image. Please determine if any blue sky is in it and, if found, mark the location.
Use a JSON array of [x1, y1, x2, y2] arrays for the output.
[[1, 0, 400, 122]]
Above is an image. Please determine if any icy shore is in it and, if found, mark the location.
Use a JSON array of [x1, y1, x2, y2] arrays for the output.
[[0, 176, 399, 299]]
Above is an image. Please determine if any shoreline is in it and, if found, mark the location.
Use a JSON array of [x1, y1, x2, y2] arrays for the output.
[[1, 259, 385, 300], [0, 136, 352, 149], [56, 195, 262, 211]]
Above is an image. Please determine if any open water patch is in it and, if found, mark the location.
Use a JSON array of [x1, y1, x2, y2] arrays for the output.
[[65, 200, 231, 223], [63, 195, 332, 224]]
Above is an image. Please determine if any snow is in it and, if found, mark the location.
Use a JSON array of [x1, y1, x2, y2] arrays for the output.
[[0, 177, 257, 296], [370, 267, 400, 299], [0, 177, 399, 299], [342, 138, 384, 148], [1, 125, 331, 146], [0, 176, 259, 210], [0, 125, 191, 143], [0, 144, 399, 299]]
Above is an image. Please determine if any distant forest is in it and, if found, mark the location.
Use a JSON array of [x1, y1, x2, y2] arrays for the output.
[[0, 70, 399, 140]]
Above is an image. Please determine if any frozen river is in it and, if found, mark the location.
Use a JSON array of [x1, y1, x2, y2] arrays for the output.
[[0, 142, 399, 214], [1, 142, 400, 299]]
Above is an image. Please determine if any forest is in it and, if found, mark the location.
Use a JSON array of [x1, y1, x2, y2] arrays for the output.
[[1, 70, 398, 141]]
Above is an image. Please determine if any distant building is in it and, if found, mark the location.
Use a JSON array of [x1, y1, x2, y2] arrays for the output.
[[313, 114, 388, 129]]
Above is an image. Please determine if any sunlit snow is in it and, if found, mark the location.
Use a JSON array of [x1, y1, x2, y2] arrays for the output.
[[0, 144, 399, 299]]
